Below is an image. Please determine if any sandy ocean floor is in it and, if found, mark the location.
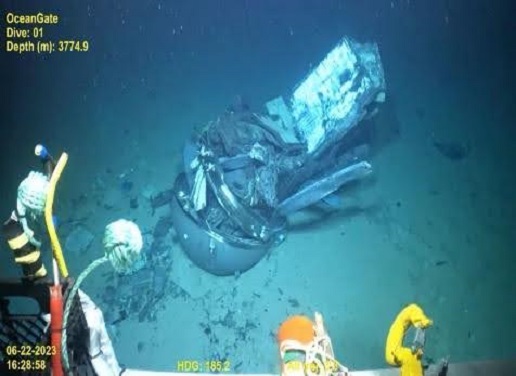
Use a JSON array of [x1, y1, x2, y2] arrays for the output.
[[42, 65, 513, 374]]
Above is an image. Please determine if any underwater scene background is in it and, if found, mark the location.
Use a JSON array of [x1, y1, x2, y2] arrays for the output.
[[1, 0, 515, 373]]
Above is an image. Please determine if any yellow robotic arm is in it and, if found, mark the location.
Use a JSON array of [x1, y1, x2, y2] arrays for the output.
[[385, 304, 433, 376]]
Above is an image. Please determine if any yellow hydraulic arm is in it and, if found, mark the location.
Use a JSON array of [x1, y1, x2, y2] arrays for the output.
[[385, 304, 433, 376]]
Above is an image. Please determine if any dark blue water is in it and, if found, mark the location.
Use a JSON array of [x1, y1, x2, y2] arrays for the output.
[[1, 0, 515, 373]]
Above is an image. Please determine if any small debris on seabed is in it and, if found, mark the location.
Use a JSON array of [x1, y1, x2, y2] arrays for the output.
[[150, 189, 174, 210], [433, 139, 469, 161], [130, 197, 139, 209], [120, 180, 134, 192]]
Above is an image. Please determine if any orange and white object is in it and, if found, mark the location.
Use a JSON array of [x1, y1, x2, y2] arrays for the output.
[[277, 313, 348, 376]]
